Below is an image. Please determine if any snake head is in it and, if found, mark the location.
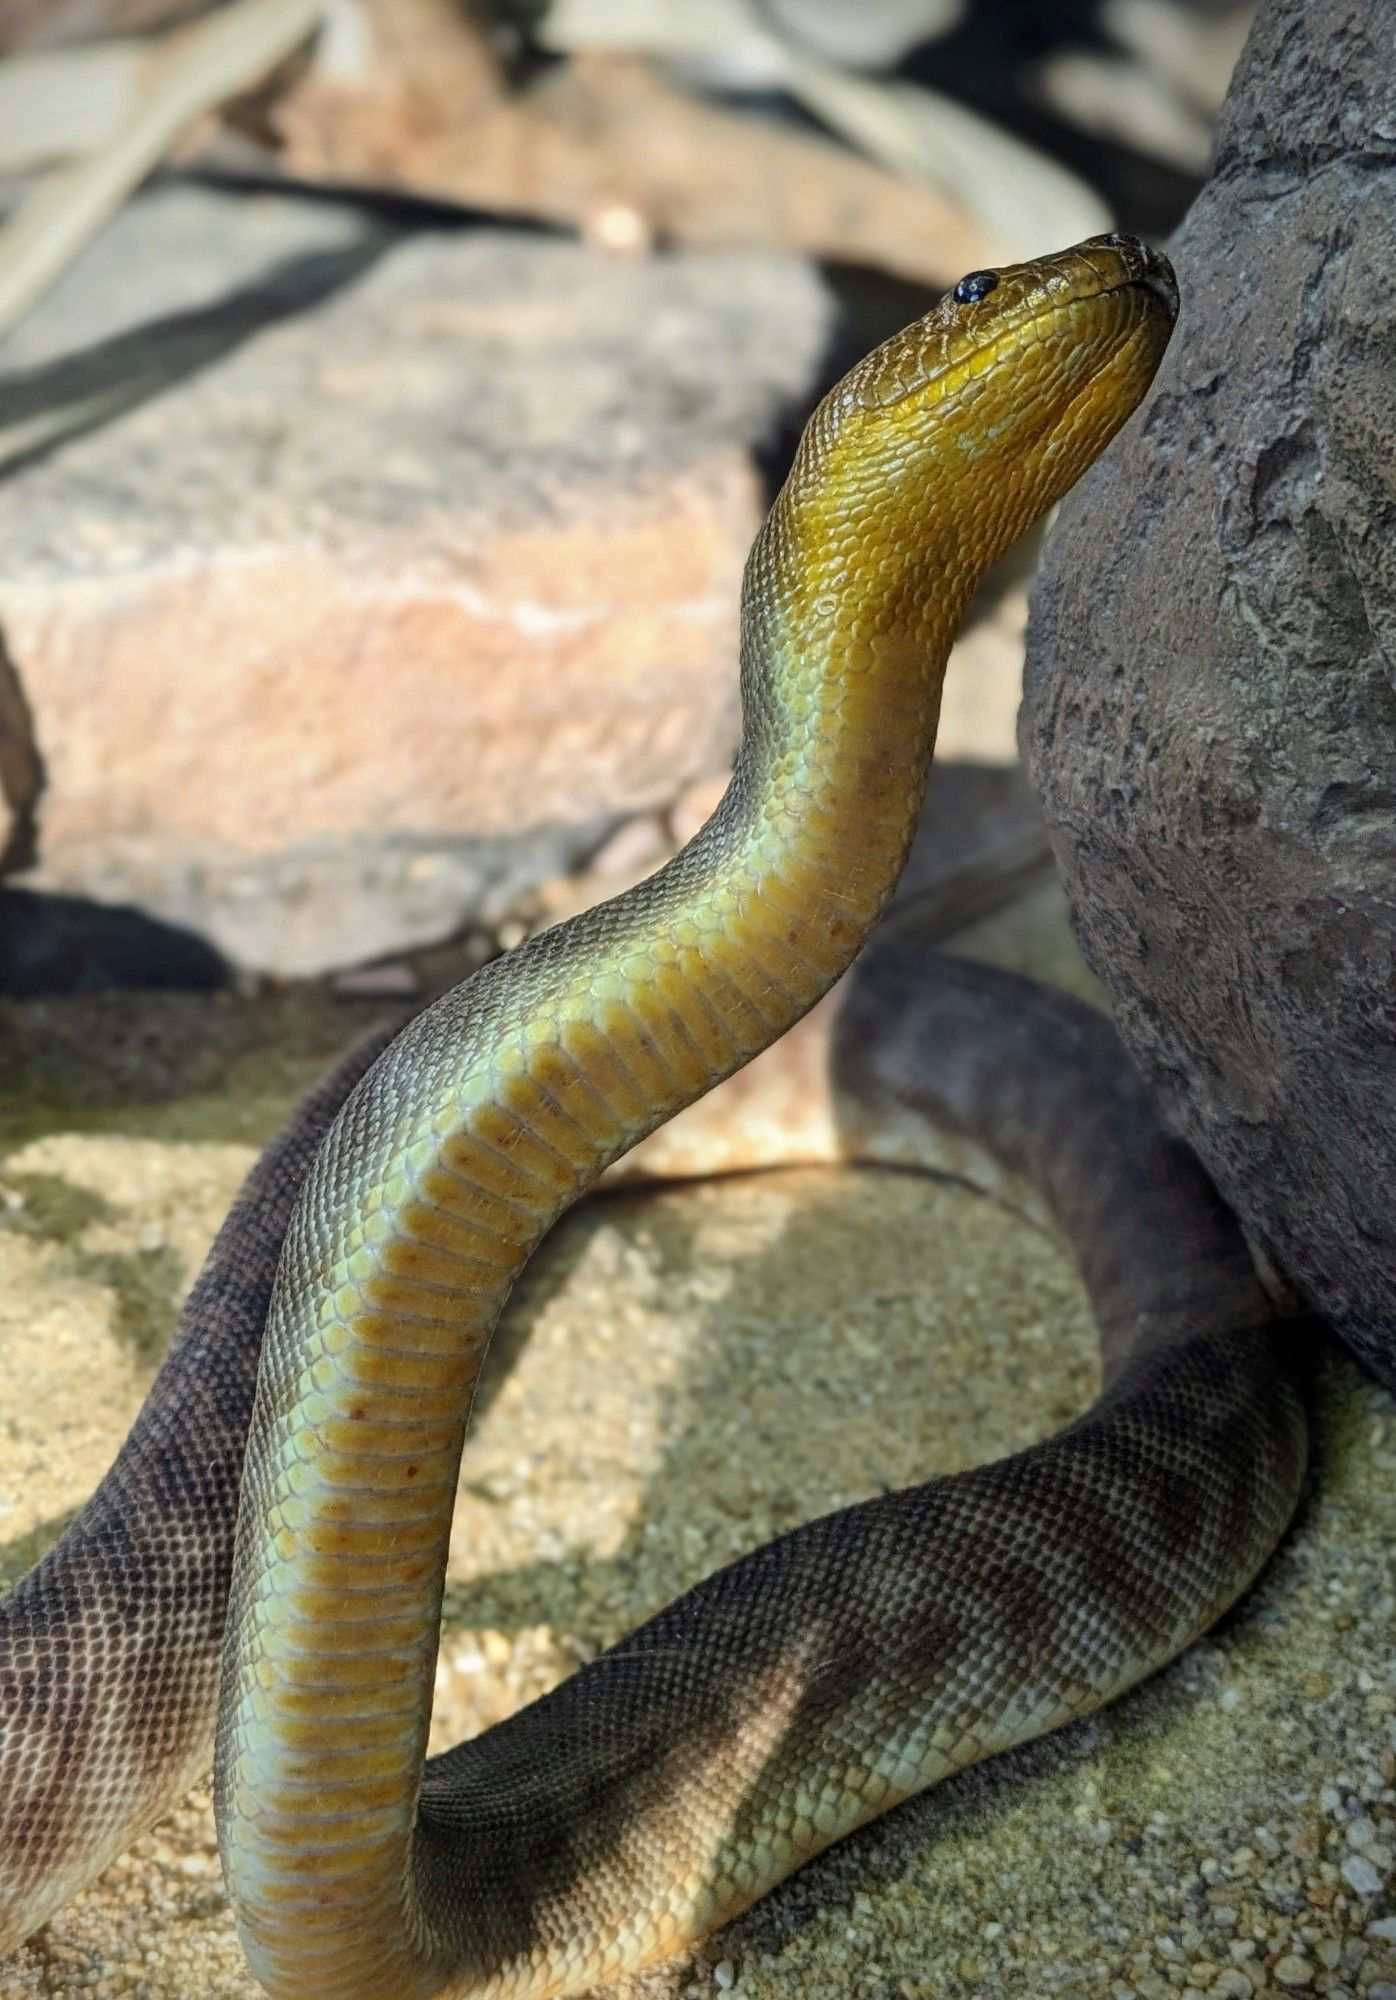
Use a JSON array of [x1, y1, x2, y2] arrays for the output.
[[848, 233, 1177, 419], [753, 234, 1179, 650]]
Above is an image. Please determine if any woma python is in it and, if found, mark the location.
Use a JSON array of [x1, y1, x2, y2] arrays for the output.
[[0, 235, 1307, 1999]]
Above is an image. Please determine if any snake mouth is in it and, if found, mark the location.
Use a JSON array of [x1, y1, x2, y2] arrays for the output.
[[1106, 236, 1180, 318], [1136, 266, 1181, 313], [1067, 234, 1179, 319]]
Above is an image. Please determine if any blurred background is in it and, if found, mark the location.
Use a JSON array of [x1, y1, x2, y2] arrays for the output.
[[0, 0, 1255, 1003]]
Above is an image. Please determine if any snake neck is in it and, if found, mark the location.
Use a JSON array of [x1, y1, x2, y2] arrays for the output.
[[709, 492, 960, 982], [696, 637, 944, 1024]]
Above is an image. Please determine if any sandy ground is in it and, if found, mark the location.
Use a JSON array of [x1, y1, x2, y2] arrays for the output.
[[2, 885, 1395, 2000]]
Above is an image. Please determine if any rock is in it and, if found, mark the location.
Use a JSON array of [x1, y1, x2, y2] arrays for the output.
[[0, 181, 835, 976], [1022, 0, 1396, 1381], [1272, 1955, 1314, 1989], [1343, 1853, 1384, 1897]]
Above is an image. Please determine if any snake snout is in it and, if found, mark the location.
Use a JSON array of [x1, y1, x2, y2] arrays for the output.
[[1081, 231, 1180, 317], [1108, 233, 1179, 317], [1137, 246, 1180, 317]]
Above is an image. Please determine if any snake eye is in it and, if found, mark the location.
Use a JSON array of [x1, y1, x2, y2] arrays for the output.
[[953, 270, 999, 305]]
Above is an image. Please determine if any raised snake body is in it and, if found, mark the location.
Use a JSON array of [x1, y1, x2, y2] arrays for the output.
[[0, 235, 1309, 1998]]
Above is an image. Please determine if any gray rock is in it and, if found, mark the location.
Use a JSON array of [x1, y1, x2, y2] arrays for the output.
[[1022, 0, 1396, 1383], [0, 182, 835, 976]]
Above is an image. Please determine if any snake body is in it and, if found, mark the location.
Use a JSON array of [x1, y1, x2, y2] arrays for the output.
[[0, 235, 1308, 1998]]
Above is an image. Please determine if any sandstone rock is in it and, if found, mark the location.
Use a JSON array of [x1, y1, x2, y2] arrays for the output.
[[0, 182, 835, 976], [1022, 0, 1396, 1378]]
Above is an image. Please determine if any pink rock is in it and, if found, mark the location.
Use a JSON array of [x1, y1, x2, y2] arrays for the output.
[[0, 184, 834, 975]]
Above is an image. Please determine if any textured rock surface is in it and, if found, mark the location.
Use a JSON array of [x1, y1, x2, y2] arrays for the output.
[[0, 183, 834, 975], [1023, 0, 1396, 1380]]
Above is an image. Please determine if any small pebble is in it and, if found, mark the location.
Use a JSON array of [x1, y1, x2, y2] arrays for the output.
[[1273, 1953, 1313, 1987], [1343, 1853, 1384, 1896]]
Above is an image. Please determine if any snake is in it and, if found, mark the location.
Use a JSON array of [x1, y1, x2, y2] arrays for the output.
[[0, 233, 1309, 1999]]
